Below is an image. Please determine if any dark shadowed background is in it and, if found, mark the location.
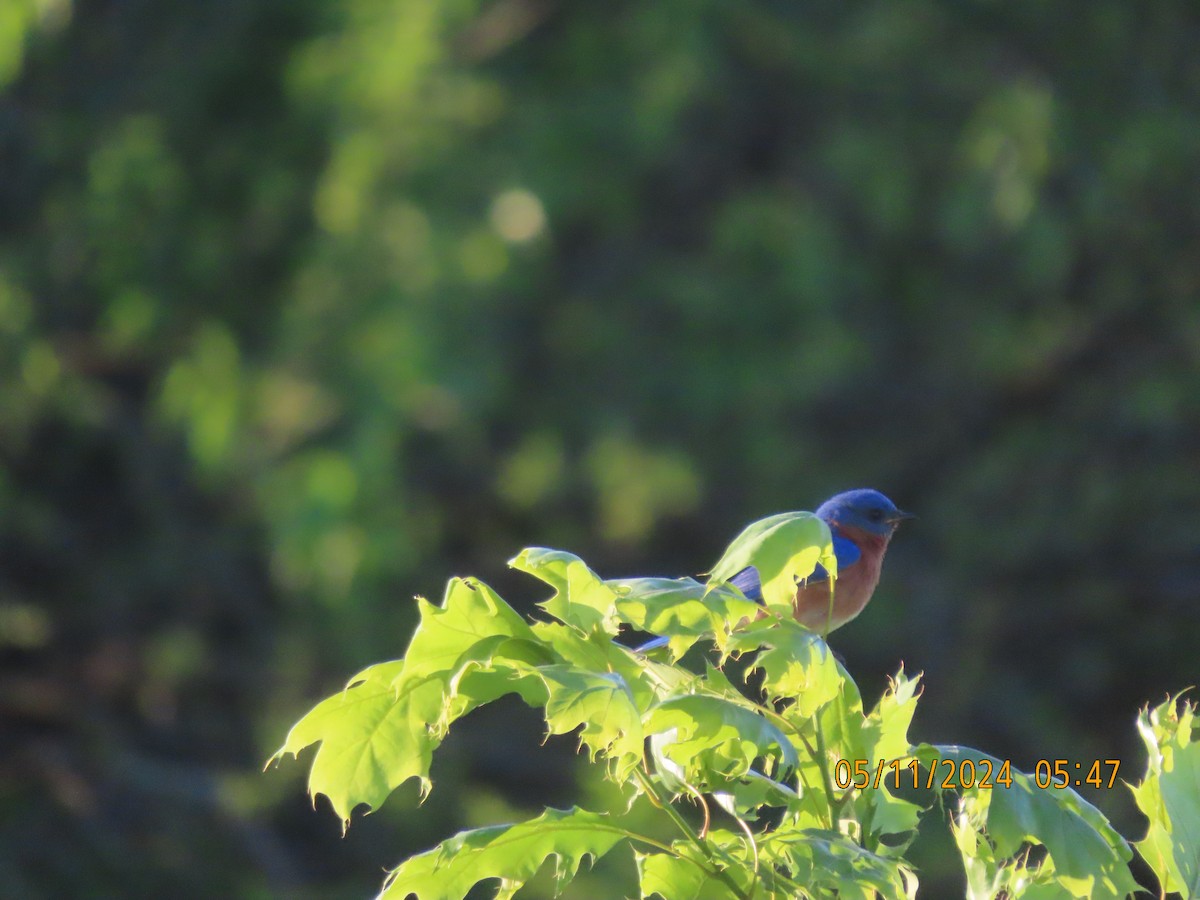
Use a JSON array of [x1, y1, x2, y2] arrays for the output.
[[2, 1, 1198, 897]]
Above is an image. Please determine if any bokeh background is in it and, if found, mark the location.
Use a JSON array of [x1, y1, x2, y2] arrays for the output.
[[2, 1, 1198, 897]]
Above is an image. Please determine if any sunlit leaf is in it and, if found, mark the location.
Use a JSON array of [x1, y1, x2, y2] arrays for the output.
[[538, 664, 644, 778], [510, 547, 622, 635], [953, 799, 1078, 900], [920, 744, 1136, 899], [809, 671, 867, 769], [707, 512, 834, 612], [645, 695, 798, 789], [271, 576, 550, 823], [636, 849, 708, 900], [397, 577, 543, 682], [530, 620, 670, 710], [612, 576, 761, 658], [272, 671, 446, 823], [1131, 696, 1200, 897], [866, 784, 923, 843], [711, 768, 802, 821], [438, 634, 552, 728], [729, 619, 843, 716], [861, 667, 921, 765], [856, 667, 924, 841], [379, 807, 628, 899], [636, 846, 742, 900], [761, 655, 869, 830], [760, 825, 917, 900]]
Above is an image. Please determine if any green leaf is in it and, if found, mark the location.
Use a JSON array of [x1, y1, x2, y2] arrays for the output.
[[854, 667, 924, 841], [640, 831, 788, 898], [759, 660, 868, 829], [865, 784, 923, 842], [707, 511, 834, 612], [270, 577, 550, 823], [510, 547, 622, 635], [611, 576, 761, 658], [401, 577, 543, 681], [645, 695, 798, 789], [861, 667, 921, 765], [436, 634, 553, 729], [272, 671, 447, 823], [809, 670, 867, 767], [380, 807, 628, 899], [530, 620, 671, 710], [760, 825, 917, 900], [920, 745, 1136, 899], [953, 800, 1071, 900], [538, 664, 644, 778], [711, 768, 802, 821], [345, 657, 406, 687], [636, 848, 739, 900], [729, 619, 844, 716], [1131, 696, 1200, 898]]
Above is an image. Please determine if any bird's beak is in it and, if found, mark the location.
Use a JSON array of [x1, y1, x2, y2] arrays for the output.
[[888, 509, 915, 525]]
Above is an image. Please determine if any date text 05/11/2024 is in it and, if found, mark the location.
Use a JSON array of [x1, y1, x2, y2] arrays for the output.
[[833, 758, 1122, 792]]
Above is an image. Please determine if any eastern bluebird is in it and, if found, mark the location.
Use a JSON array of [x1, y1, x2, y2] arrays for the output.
[[639, 489, 910, 650]]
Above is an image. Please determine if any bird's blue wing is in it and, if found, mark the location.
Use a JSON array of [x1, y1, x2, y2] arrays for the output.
[[815, 533, 861, 581], [636, 635, 669, 652], [727, 565, 764, 602]]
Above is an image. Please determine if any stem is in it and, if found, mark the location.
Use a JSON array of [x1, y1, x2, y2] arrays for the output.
[[763, 867, 812, 898], [683, 783, 711, 839], [823, 575, 836, 636], [618, 830, 684, 856], [860, 786, 878, 853], [728, 807, 759, 899], [812, 715, 838, 829], [759, 702, 801, 736], [633, 768, 752, 900]]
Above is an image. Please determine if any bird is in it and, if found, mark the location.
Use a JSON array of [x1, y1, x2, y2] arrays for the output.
[[638, 489, 910, 650]]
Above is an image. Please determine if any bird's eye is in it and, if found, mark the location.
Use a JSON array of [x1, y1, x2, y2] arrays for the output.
[[867, 508, 884, 523]]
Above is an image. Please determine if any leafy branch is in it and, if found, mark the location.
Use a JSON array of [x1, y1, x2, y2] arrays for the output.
[[270, 513, 1199, 899]]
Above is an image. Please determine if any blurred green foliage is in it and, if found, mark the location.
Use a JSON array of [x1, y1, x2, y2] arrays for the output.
[[2, 0, 1199, 896]]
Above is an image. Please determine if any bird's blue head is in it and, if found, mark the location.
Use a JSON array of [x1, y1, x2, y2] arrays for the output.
[[816, 489, 912, 538]]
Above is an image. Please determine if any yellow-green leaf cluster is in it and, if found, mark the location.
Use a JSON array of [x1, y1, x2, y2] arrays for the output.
[[270, 524, 1168, 900], [1131, 696, 1200, 898]]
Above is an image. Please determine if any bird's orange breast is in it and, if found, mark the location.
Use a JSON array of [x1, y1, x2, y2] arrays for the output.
[[792, 526, 888, 633]]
